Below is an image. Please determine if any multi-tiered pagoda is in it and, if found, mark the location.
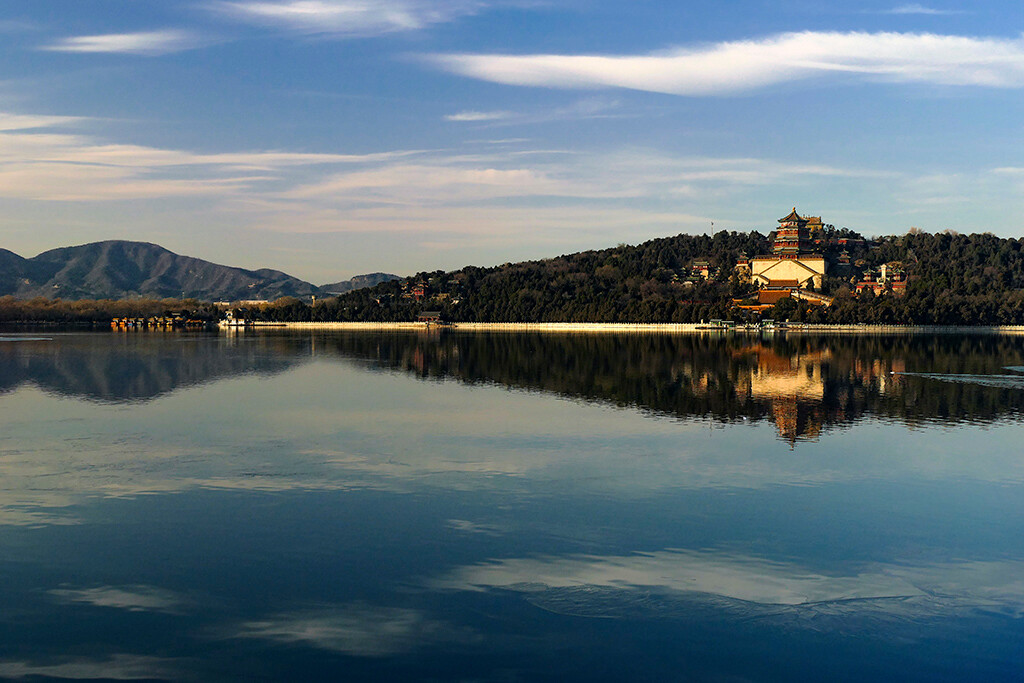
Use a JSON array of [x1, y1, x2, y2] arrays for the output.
[[773, 208, 815, 258], [739, 208, 827, 292]]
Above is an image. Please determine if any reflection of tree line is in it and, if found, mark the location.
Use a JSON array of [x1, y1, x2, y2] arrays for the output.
[[6, 331, 1024, 439], [309, 332, 1024, 442], [0, 332, 306, 402]]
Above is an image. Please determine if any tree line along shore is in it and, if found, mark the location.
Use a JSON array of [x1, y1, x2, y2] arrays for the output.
[[239, 229, 1024, 327], [5, 229, 1024, 326], [0, 297, 221, 324]]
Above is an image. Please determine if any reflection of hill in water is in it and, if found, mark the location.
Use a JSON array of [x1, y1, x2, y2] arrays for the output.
[[0, 332, 308, 403], [308, 332, 1024, 443]]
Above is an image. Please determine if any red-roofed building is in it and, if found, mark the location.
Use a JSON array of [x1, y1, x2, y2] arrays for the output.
[[745, 208, 826, 290]]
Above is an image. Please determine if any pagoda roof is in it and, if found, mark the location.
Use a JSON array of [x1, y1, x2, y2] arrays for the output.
[[778, 208, 806, 224]]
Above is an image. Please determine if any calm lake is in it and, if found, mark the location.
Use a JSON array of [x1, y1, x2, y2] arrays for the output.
[[1, 329, 1023, 681]]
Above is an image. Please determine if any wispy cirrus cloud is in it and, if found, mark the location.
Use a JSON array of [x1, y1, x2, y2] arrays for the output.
[[444, 110, 513, 122], [210, 0, 485, 37], [0, 112, 81, 131], [446, 98, 626, 126], [279, 150, 891, 207], [0, 112, 429, 201], [281, 163, 571, 202], [42, 30, 207, 55], [0, 19, 40, 33], [883, 4, 964, 15], [2, 108, 1015, 258], [429, 31, 1024, 96]]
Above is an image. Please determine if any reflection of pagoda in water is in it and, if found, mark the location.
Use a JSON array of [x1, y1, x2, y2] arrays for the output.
[[316, 333, 1024, 444], [734, 345, 830, 444], [770, 400, 824, 444], [732, 344, 908, 444]]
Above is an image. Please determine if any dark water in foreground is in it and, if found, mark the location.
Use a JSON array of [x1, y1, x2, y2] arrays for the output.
[[0, 329, 1023, 681]]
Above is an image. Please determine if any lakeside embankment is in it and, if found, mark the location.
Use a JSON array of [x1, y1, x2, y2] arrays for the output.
[[266, 322, 701, 332], [254, 322, 1024, 334], [8, 320, 1024, 335]]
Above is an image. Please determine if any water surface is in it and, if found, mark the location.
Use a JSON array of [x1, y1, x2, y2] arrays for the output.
[[0, 330, 1022, 681]]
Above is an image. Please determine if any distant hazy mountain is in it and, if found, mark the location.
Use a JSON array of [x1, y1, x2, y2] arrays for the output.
[[0, 240, 320, 301], [321, 272, 400, 295]]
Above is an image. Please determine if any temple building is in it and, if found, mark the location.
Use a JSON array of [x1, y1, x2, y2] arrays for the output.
[[741, 208, 826, 291], [855, 263, 907, 297]]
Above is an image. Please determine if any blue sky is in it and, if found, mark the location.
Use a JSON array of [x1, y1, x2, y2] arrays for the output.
[[1, 1, 1023, 281]]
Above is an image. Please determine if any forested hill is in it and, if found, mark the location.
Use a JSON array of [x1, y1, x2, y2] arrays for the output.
[[259, 231, 769, 323], [253, 229, 1024, 325], [861, 230, 1024, 323], [0, 240, 320, 301]]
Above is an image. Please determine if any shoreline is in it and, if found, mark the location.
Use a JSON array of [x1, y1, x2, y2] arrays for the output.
[[254, 322, 1024, 335], [7, 320, 1024, 335]]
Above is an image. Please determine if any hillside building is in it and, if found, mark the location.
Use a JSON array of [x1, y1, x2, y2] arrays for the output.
[[743, 208, 826, 291], [734, 209, 830, 310], [690, 260, 719, 280], [856, 263, 907, 297], [731, 208, 834, 309]]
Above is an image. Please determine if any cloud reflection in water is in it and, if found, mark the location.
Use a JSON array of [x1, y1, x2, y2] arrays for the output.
[[0, 654, 179, 681], [430, 550, 1024, 622], [49, 584, 190, 614], [232, 604, 477, 657]]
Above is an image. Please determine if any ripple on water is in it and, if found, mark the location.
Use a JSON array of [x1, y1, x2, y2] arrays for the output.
[[524, 585, 992, 637], [899, 372, 1024, 390]]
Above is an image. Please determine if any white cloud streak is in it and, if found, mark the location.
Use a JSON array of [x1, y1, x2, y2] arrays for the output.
[[429, 31, 1024, 96], [0, 113, 81, 132], [884, 4, 963, 15], [0, 113, 429, 201], [211, 0, 484, 36], [277, 151, 890, 207], [0, 20, 40, 33], [446, 98, 626, 127], [281, 163, 570, 202], [42, 30, 206, 56], [0, 109, 903, 250], [445, 110, 513, 122], [2, 108, 1016, 257]]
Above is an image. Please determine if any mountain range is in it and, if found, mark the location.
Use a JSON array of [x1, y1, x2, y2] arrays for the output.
[[0, 241, 398, 301]]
